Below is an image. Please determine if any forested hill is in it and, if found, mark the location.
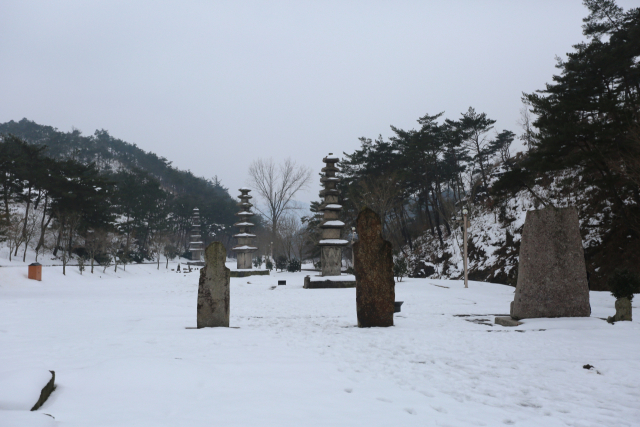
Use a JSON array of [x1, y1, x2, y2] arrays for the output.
[[0, 118, 240, 256]]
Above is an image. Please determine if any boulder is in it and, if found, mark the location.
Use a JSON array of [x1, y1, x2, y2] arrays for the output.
[[511, 207, 590, 319]]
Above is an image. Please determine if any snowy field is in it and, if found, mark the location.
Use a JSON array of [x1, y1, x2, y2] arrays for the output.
[[1, 262, 639, 427]]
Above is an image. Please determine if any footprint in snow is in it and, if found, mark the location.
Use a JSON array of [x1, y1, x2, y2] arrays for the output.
[[376, 397, 392, 403], [404, 408, 416, 415], [344, 388, 353, 393]]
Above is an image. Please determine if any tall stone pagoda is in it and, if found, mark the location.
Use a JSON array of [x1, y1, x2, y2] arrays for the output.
[[318, 153, 348, 276], [188, 207, 205, 264], [232, 188, 258, 269]]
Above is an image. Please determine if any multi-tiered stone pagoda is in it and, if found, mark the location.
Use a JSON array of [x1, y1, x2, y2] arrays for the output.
[[232, 188, 258, 269], [318, 153, 348, 276], [188, 207, 205, 265]]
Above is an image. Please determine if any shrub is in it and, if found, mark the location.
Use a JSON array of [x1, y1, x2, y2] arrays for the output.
[[275, 255, 288, 271], [265, 259, 273, 271], [253, 255, 263, 268], [608, 269, 640, 301], [287, 258, 301, 272], [393, 256, 408, 282]]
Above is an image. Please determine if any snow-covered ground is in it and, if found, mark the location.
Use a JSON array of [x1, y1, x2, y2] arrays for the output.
[[1, 263, 639, 426]]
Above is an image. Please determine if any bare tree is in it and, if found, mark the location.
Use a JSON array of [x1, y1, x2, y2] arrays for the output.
[[248, 157, 312, 240], [517, 103, 537, 151], [149, 231, 169, 270], [21, 209, 39, 262], [277, 214, 305, 261], [5, 212, 24, 262]]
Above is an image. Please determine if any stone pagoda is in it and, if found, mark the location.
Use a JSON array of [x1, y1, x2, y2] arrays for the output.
[[318, 153, 348, 276], [232, 188, 258, 269], [188, 207, 205, 264]]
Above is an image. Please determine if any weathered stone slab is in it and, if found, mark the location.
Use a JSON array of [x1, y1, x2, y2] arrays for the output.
[[197, 242, 230, 328], [608, 297, 632, 323], [511, 207, 590, 319], [229, 269, 269, 278], [303, 275, 356, 289], [495, 316, 522, 327], [354, 207, 394, 327]]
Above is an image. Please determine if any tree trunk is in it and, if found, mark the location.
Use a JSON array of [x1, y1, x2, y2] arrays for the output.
[[16, 186, 32, 257]]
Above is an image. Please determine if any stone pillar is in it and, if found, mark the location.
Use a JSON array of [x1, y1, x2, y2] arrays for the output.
[[188, 208, 205, 262], [232, 188, 258, 269], [197, 242, 230, 328], [318, 153, 348, 276], [511, 206, 590, 319], [354, 207, 395, 327]]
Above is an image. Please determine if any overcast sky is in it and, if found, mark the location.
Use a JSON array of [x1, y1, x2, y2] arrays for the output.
[[1, 1, 636, 205]]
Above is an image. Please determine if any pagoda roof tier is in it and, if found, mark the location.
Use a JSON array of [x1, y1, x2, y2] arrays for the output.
[[233, 221, 255, 227], [235, 211, 254, 216], [318, 239, 349, 246], [231, 245, 258, 252], [239, 187, 252, 191], [320, 176, 341, 183], [238, 195, 253, 199], [320, 220, 345, 228], [321, 165, 340, 173], [233, 233, 257, 238], [319, 203, 342, 211], [322, 155, 340, 162]]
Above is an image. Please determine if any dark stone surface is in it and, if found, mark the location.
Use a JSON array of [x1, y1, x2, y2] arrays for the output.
[[31, 370, 55, 411], [511, 207, 590, 319], [303, 275, 356, 289], [354, 207, 395, 327], [197, 242, 230, 328], [608, 297, 632, 323]]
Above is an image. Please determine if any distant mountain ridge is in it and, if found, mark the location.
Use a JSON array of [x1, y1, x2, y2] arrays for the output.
[[0, 118, 243, 252]]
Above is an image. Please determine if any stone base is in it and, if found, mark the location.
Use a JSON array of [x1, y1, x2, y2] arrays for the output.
[[607, 297, 632, 323], [229, 269, 270, 278], [320, 246, 343, 276], [495, 316, 523, 327], [304, 275, 356, 289]]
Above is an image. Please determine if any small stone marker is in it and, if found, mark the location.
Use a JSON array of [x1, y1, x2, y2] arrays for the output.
[[197, 242, 230, 328], [354, 207, 395, 327], [495, 316, 522, 327], [608, 297, 632, 323], [510, 207, 590, 319]]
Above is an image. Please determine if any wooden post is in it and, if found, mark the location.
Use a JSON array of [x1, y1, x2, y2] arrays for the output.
[[463, 213, 468, 288]]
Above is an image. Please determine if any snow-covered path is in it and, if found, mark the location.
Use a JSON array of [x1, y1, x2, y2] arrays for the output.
[[1, 264, 639, 426]]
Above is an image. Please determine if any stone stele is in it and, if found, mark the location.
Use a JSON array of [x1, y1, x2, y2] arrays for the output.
[[354, 207, 395, 327], [511, 206, 590, 320], [197, 242, 230, 328]]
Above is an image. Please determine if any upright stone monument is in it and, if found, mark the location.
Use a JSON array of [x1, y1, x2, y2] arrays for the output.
[[319, 153, 348, 276], [510, 206, 590, 320], [232, 188, 258, 269], [188, 208, 205, 264], [197, 242, 230, 328], [354, 207, 395, 327]]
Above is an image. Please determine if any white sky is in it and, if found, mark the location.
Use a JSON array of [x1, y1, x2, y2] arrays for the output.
[[2, 1, 636, 204]]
